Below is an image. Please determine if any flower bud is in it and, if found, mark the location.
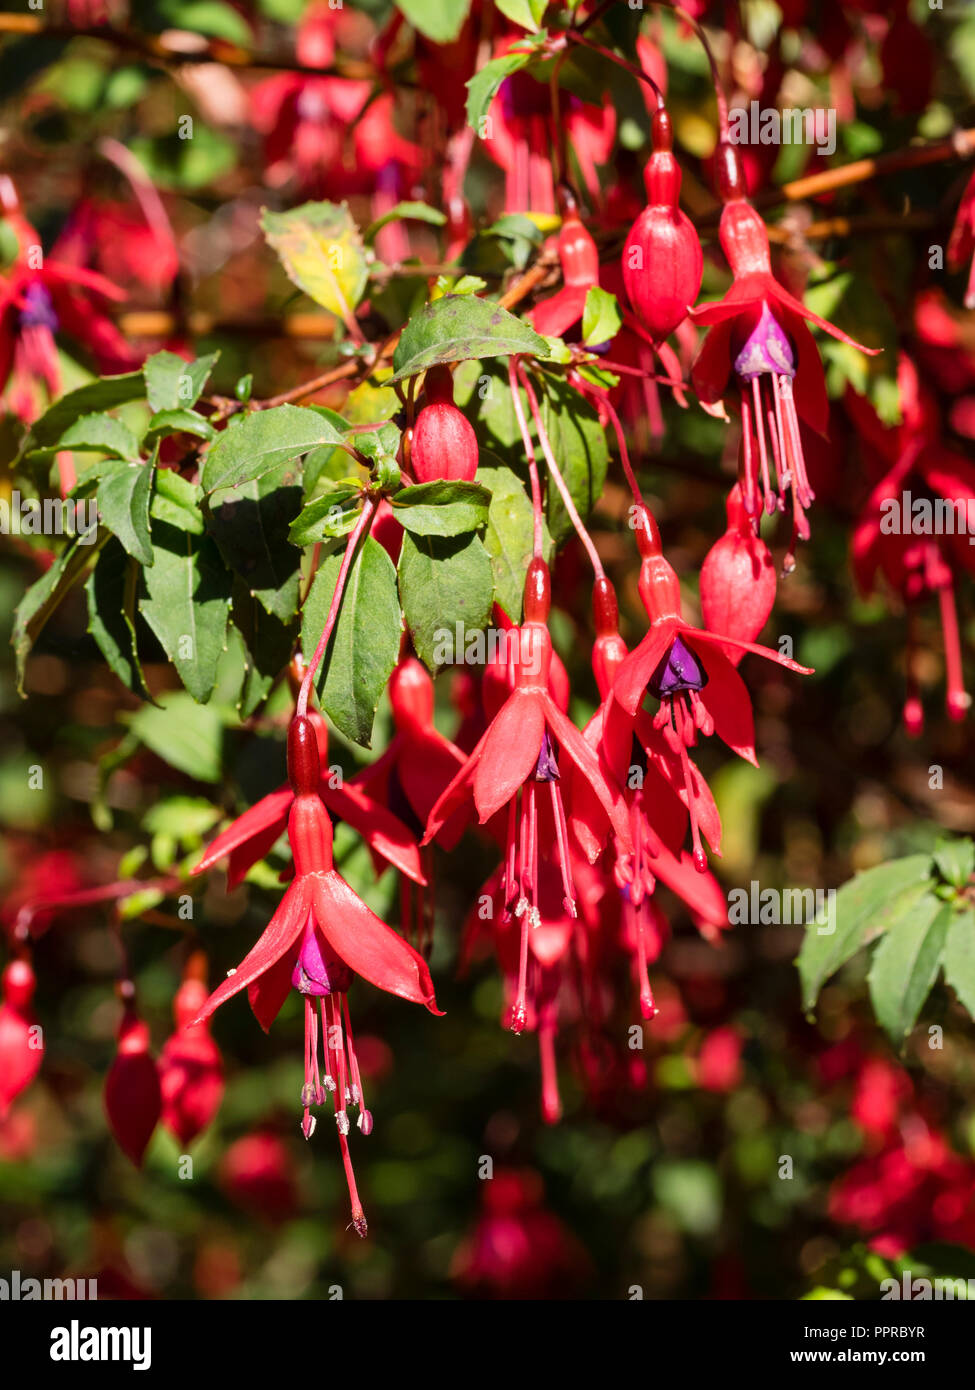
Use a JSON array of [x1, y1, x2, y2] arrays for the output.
[[699, 485, 776, 661], [104, 1003, 161, 1166], [622, 113, 703, 344], [411, 367, 479, 483]]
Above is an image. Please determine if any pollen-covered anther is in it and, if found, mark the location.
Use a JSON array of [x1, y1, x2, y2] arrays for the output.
[[302, 1114, 317, 1140], [336, 1111, 350, 1136]]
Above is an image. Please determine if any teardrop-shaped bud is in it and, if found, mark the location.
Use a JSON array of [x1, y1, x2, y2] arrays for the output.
[[411, 369, 479, 483], [622, 120, 702, 344], [104, 1001, 161, 1166], [700, 485, 776, 662], [159, 955, 224, 1147], [0, 959, 42, 1115]]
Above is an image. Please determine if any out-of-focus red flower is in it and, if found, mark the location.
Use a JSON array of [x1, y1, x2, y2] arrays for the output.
[[104, 997, 161, 1167], [159, 954, 224, 1147], [0, 958, 43, 1115], [696, 1024, 745, 1092], [219, 1131, 299, 1224], [451, 1169, 590, 1299]]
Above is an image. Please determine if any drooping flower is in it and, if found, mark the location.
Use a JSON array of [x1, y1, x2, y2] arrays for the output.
[[691, 145, 879, 546], [104, 993, 162, 1167], [193, 709, 425, 890], [947, 168, 975, 312], [527, 191, 600, 340], [699, 483, 777, 659], [409, 365, 480, 483], [613, 506, 811, 765], [0, 182, 133, 425], [159, 954, 224, 1147], [622, 108, 703, 347], [423, 558, 634, 1031], [194, 714, 441, 1235], [0, 957, 43, 1115]]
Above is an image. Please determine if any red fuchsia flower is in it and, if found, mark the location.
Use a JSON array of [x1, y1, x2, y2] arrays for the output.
[[849, 356, 974, 729], [622, 108, 703, 348], [699, 483, 777, 661], [159, 954, 224, 1148], [353, 655, 468, 953], [0, 957, 42, 1115], [193, 708, 426, 890], [104, 993, 162, 1167], [613, 504, 811, 780], [829, 1116, 975, 1256], [695, 1024, 745, 1092], [423, 559, 634, 1033], [565, 576, 729, 1018], [485, 53, 615, 215], [947, 168, 975, 311], [527, 191, 600, 341], [690, 146, 879, 550], [409, 365, 480, 483], [0, 186, 132, 424], [450, 1168, 590, 1300], [194, 714, 441, 1236], [218, 1131, 299, 1224], [54, 196, 179, 300]]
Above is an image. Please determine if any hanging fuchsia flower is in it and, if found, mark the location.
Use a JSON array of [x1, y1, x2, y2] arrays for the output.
[[0, 183, 132, 423], [528, 193, 600, 340], [947, 168, 975, 311], [194, 714, 441, 1236], [622, 108, 702, 346], [691, 146, 879, 546], [193, 709, 425, 890], [410, 366, 480, 483], [0, 958, 43, 1115], [159, 954, 224, 1147], [699, 483, 777, 659], [104, 994, 161, 1167], [613, 507, 811, 764], [424, 559, 633, 1032]]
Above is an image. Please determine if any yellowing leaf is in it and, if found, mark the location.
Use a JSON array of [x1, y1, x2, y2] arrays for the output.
[[261, 202, 369, 323]]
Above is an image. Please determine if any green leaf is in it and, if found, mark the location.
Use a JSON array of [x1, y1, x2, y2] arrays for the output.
[[390, 294, 548, 383], [139, 524, 232, 703], [796, 853, 935, 1012], [933, 838, 975, 891], [97, 460, 154, 566], [943, 906, 975, 1019], [144, 408, 215, 448], [395, 0, 472, 44], [12, 532, 106, 693], [129, 126, 236, 192], [537, 375, 609, 544], [143, 795, 222, 840], [477, 455, 552, 621], [289, 488, 363, 547], [143, 350, 219, 412], [465, 44, 537, 132], [201, 404, 344, 493], [125, 691, 225, 782], [494, 0, 547, 31], [301, 536, 402, 747], [398, 530, 494, 670], [364, 201, 447, 243], [85, 537, 150, 697], [867, 893, 952, 1044], [29, 411, 142, 468], [151, 470, 204, 534], [207, 461, 303, 622], [582, 286, 622, 347], [391, 480, 491, 536], [232, 584, 298, 719], [21, 372, 145, 452], [262, 202, 369, 321], [154, 0, 252, 43]]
